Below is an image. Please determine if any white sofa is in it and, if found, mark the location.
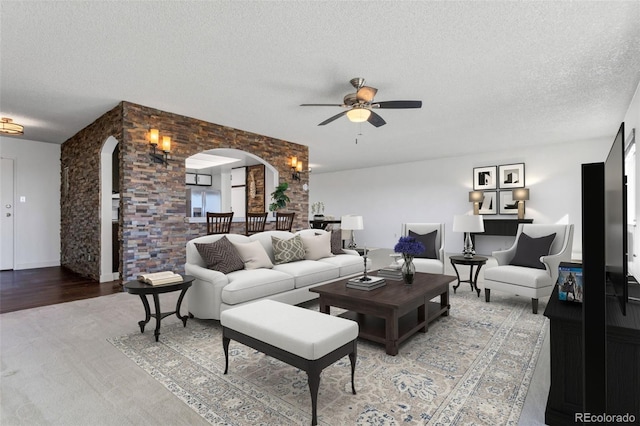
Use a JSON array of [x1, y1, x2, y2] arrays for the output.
[[185, 229, 364, 320]]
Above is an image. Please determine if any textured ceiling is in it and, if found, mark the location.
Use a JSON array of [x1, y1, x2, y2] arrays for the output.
[[1, 1, 640, 173]]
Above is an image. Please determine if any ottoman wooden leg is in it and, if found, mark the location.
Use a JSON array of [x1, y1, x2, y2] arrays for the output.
[[223, 336, 230, 374], [307, 363, 321, 426]]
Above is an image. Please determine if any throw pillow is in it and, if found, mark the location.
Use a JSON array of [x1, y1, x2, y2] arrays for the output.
[[271, 235, 306, 265], [409, 230, 438, 259], [510, 232, 557, 269], [195, 236, 244, 274], [301, 232, 333, 260], [330, 229, 344, 255], [231, 240, 274, 270]]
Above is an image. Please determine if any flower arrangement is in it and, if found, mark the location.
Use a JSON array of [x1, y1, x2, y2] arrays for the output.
[[394, 236, 425, 260]]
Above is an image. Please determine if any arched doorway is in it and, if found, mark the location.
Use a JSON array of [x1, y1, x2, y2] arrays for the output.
[[100, 136, 119, 282]]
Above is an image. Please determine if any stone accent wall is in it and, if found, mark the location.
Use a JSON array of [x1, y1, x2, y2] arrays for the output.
[[246, 164, 265, 213], [61, 101, 308, 281], [60, 104, 123, 280]]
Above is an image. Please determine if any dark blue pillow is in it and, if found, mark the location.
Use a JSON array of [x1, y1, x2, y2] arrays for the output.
[[409, 230, 438, 259], [510, 232, 556, 269]]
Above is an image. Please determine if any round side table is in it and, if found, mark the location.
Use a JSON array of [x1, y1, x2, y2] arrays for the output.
[[124, 275, 194, 342], [449, 255, 488, 297]]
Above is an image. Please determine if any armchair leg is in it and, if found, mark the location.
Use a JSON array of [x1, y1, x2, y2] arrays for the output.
[[532, 298, 538, 314], [485, 289, 491, 303]]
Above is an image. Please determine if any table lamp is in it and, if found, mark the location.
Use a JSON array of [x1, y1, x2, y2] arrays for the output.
[[512, 188, 530, 220], [469, 191, 484, 215], [453, 214, 485, 258], [341, 215, 363, 249]]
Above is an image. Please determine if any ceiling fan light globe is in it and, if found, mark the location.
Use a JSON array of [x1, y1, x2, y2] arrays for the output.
[[346, 108, 371, 123]]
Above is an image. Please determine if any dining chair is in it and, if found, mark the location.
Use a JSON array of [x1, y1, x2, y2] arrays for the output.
[[206, 212, 234, 235], [275, 212, 295, 232], [245, 212, 268, 236]]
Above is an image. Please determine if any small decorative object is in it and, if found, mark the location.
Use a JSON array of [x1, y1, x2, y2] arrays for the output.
[[311, 201, 325, 219], [394, 236, 425, 285]]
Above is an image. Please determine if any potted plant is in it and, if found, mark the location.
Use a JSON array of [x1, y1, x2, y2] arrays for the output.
[[311, 201, 325, 220], [269, 182, 290, 212]]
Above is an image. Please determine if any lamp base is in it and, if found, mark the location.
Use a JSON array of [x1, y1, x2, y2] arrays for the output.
[[463, 232, 475, 259]]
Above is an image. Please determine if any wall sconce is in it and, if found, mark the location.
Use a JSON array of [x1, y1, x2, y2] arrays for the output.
[[468, 190, 484, 215], [512, 188, 530, 220], [148, 128, 170, 166], [290, 156, 303, 181]]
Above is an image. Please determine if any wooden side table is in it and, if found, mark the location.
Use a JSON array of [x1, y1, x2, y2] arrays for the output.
[[449, 255, 487, 297], [123, 275, 194, 342]]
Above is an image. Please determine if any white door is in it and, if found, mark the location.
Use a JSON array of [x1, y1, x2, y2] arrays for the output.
[[1, 158, 15, 270]]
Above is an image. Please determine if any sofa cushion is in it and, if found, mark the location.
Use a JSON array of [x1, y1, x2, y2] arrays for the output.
[[510, 232, 556, 269], [409, 230, 438, 259], [273, 260, 339, 288], [232, 240, 274, 270], [301, 232, 333, 260], [195, 236, 245, 274], [484, 264, 553, 288], [318, 254, 364, 277], [221, 269, 295, 305], [271, 235, 306, 265]]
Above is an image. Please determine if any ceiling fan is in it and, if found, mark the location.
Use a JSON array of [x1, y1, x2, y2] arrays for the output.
[[301, 77, 422, 127]]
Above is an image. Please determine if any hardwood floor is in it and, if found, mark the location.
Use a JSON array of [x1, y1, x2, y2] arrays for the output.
[[0, 267, 123, 314]]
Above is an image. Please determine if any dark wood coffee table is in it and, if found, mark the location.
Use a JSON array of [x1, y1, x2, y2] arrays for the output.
[[310, 272, 453, 356]]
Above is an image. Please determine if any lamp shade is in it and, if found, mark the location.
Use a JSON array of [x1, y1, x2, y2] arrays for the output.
[[468, 191, 484, 202], [513, 188, 530, 201], [346, 108, 371, 123], [452, 214, 485, 233], [341, 215, 364, 230]]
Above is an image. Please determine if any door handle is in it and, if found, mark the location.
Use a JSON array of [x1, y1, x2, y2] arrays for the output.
[[5, 213, 11, 217]]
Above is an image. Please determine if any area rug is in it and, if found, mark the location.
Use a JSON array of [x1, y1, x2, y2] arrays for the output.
[[108, 289, 548, 425]]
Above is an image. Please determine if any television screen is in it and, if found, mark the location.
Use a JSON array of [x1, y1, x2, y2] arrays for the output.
[[604, 122, 627, 316]]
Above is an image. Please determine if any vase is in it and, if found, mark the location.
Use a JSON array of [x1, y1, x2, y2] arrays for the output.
[[402, 256, 415, 285]]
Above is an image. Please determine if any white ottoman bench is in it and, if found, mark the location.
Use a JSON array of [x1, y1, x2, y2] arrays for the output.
[[221, 299, 358, 426]]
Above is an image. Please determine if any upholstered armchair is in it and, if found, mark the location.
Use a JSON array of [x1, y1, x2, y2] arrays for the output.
[[400, 223, 445, 274], [483, 223, 574, 314]]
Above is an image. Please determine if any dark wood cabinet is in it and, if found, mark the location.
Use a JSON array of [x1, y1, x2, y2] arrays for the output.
[[544, 287, 640, 424]]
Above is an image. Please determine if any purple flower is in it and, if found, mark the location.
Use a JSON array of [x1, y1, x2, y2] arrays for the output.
[[394, 236, 425, 257]]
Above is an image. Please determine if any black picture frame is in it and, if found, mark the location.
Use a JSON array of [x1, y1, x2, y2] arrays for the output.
[[478, 191, 497, 215], [499, 190, 519, 215], [498, 163, 525, 189], [473, 166, 497, 190]]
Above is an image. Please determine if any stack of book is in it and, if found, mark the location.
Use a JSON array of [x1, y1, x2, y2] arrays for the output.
[[346, 275, 386, 291], [137, 271, 183, 285], [377, 267, 403, 281]]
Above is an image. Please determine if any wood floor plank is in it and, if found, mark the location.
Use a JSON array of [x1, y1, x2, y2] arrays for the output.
[[0, 267, 122, 314]]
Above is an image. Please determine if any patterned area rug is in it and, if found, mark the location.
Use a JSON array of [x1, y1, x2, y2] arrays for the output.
[[109, 288, 548, 425]]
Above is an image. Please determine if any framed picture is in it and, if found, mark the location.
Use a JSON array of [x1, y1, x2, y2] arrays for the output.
[[478, 191, 497, 215], [499, 191, 519, 215], [498, 163, 525, 189], [473, 166, 497, 190]]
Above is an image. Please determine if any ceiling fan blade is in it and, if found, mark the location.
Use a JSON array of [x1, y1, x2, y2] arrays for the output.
[[367, 111, 386, 127], [374, 100, 422, 109], [356, 86, 378, 102], [300, 103, 344, 107], [318, 110, 348, 126]]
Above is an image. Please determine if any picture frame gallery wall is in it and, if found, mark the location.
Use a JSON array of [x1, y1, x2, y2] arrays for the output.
[[473, 163, 525, 215]]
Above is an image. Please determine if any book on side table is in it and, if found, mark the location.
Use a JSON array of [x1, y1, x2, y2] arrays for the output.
[[377, 267, 403, 281], [137, 271, 183, 285], [346, 275, 386, 291]]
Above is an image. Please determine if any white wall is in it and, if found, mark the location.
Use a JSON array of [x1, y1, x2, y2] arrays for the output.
[[0, 137, 60, 269], [310, 138, 610, 259]]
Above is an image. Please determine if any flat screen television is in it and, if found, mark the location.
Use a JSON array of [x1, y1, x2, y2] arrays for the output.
[[604, 122, 628, 316]]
